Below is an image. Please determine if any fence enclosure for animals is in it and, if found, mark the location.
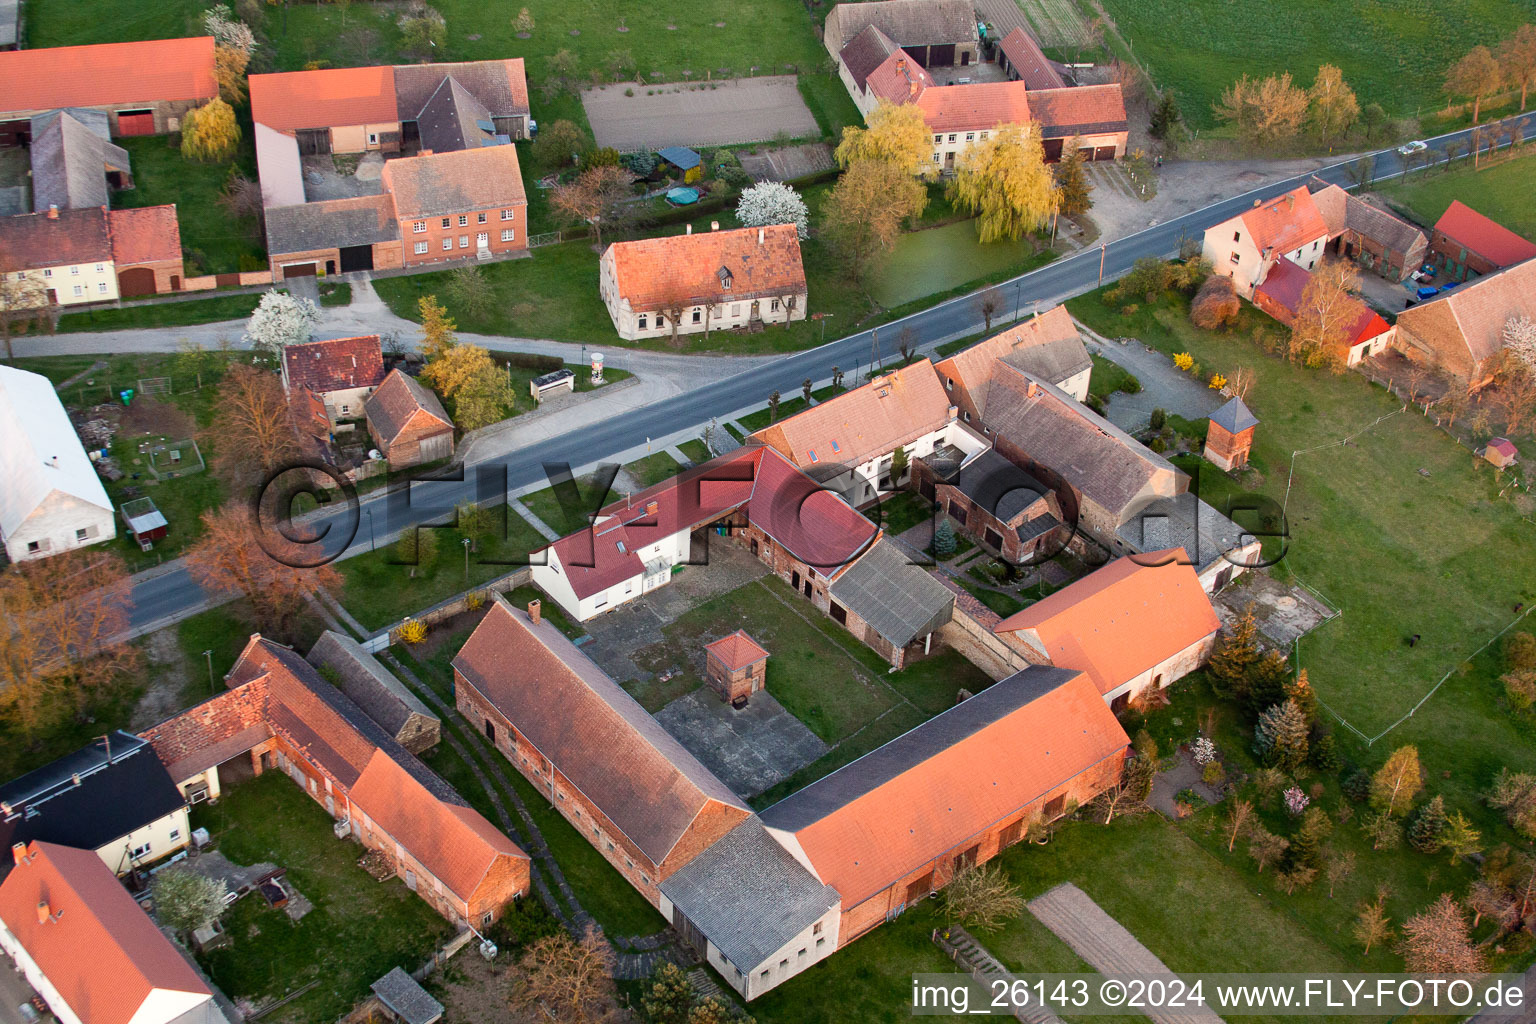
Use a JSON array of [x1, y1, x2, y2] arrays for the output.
[[145, 438, 206, 480]]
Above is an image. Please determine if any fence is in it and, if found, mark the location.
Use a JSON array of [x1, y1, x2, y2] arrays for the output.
[[526, 230, 563, 248], [146, 438, 206, 480], [367, 565, 534, 650]]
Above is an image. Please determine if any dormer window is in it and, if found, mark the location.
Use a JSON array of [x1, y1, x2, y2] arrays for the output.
[[616, 540, 627, 554], [716, 266, 733, 290], [831, 440, 840, 453]]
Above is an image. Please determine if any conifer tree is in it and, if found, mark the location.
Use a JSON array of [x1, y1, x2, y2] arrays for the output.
[[1408, 794, 1449, 853], [1290, 805, 1333, 870], [1150, 93, 1182, 139], [1253, 698, 1309, 770], [1209, 604, 1261, 687]]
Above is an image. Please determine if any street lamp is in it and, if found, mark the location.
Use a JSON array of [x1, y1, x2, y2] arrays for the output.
[[203, 650, 215, 693], [365, 508, 375, 552], [463, 537, 472, 582], [1014, 280, 1022, 322]]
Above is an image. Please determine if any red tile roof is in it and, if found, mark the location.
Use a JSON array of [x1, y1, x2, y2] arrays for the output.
[[1256, 257, 1392, 349], [1488, 437, 1519, 458], [1394, 258, 1536, 373], [381, 144, 528, 219], [1434, 200, 1536, 268], [0, 842, 211, 1024], [1026, 84, 1129, 137], [1239, 186, 1330, 256], [249, 65, 399, 134], [998, 27, 1067, 90], [365, 368, 452, 445], [915, 81, 1034, 134], [744, 447, 879, 573], [864, 49, 937, 106], [705, 630, 769, 671], [761, 667, 1127, 906], [0, 207, 111, 270], [994, 553, 1220, 695], [282, 335, 386, 396], [348, 751, 527, 902], [0, 38, 216, 113], [108, 205, 182, 266], [605, 225, 806, 312]]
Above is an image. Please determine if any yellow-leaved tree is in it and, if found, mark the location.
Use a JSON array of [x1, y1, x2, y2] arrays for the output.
[[947, 123, 1056, 243], [822, 158, 928, 284], [834, 101, 934, 177], [421, 343, 516, 431], [418, 293, 458, 363], [1289, 258, 1359, 371], [181, 97, 241, 163]]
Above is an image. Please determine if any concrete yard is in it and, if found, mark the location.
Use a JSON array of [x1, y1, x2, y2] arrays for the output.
[[581, 75, 819, 151]]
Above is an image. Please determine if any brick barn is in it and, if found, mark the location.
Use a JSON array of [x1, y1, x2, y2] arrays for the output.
[[1426, 200, 1536, 282], [365, 369, 455, 469]]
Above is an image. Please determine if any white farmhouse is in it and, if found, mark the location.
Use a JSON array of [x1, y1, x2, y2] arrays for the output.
[[1201, 185, 1331, 299], [0, 365, 115, 562]]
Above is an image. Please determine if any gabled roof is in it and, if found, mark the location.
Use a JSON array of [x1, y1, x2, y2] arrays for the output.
[[704, 630, 769, 671], [365, 369, 453, 446], [604, 224, 806, 312], [0, 37, 216, 113], [864, 48, 937, 106], [939, 448, 1052, 524], [453, 598, 748, 866], [1395, 257, 1536, 370], [0, 206, 112, 270], [1238, 186, 1330, 256], [265, 194, 401, 257], [0, 365, 113, 540], [913, 81, 1033, 133], [249, 65, 399, 134], [753, 358, 953, 473], [1026, 84, 1129, 137], [828, 537, 954, 648], [825, 0, 979, 52], [1116, 494, 1256, 575], [935, 306, 1091, 391], [998, 27, 1066, 90], [108, 206, 182, 266], [993, 553, 1220, 694], [308, 630, 437, 739], [237, 640, 381, 788], [1434, 200, 1536, 268], [0, 732, 185, 873], [382, 144, 527, 219], [415, 75, 499, 153], [1488, 437, 1519, 458], [282, 335, 386, 396], [1311, 184, 1426, 256], [761, 666, 1127, 905], [29, 109, 129, 213], [393, 59, 530, 121], [838, 24, 903, 91], [1254, 257, 1388, 349], [372, 967, 445, 1024], [0, 842, 211, 1024], [1209, 396, 1258, 434]]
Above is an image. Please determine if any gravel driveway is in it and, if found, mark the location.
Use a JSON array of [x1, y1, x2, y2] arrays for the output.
[[581, 75, 819, 151]]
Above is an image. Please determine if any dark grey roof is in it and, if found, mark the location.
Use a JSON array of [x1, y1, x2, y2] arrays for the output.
[[762, 666, 1081, 831], [307, 630, 436, 739], [828, 537, 953, 648], [264, 194, 400, 258], [1000, 335, 1092, 387], [1208, 396, 1258, 434], [827, 0, 979, 51], [1016, 511, 1060, 543], [1116, 493, 1256, 574], [0, 732, 185, 874], [946, 449, 1051, 524], [394, 62, 530, 122], [1039, 118, 1129, 139], [371, 967, 443, 1024], [838, 24, 901, 90], [1345, 194, 1427, 257], [659, 818, 839, 971], [415, 75, 499, 154], [30, 109, 129, 213]]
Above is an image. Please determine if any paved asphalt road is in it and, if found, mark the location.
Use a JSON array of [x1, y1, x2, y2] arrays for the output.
[[122, 115, 1533, 636]]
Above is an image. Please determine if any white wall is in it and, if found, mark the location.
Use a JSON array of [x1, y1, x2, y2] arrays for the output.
[[0, 923, 87, 1024], [531, 523, 693, 621], [1058, 365, 1091, 404], [96, 807, 192, 877], [1203, 217, 1329, 299], [657, 892, 841, 1001], [8, 260, 119, 307], [2, 490, 115, 563]]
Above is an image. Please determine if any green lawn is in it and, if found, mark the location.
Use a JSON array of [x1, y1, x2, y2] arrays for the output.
[[1376, 151, 1536, 241], [318, 281, 352, 307], [56, 292, 262, 333], [676, 438, 712, 465], [194, 774, 451, 1023], [1098, 0, 1534, 130], [871, 219, 1055, 309], [870, 490, 937, 538], [737, 395, 809, 432], [113, 134, 264, 276], [176, 604, 259, 692], [625, 450, 683, 488], [1087, 352, 1141, 406], [1067, 286, 1536, 812]]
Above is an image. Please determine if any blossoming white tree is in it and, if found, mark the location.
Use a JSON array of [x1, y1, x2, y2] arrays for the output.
[[202, 4, 256, 56], [243, 289, 319, 360], [1505, 314, 1536, 369], [735, 181, 809, 239]]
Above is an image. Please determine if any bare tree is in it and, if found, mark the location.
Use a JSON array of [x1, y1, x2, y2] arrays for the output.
[[1354, 888, 1393, 953], [550, 165, 636, 248], [1247, 826, 1289, 873], [204, 364, 304, 494], [1325, 849, 1356, 897], [1399, 894, 1484, 973], [1225, 798, 1254, 852], [508, 924, 619, 1024], [897, 325, 919, 364], [974, 287, 1003, 332], [184, 507, 342, 635], [943, 863, 1024, 931]]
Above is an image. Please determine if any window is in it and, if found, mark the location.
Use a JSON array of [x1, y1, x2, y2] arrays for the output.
[[945, 376, 953, 390], [413, 221, 426, 233], [933, 134, 942, 143], [965, 132, 974, 141], [95, 264, 104, 273], [458, 215, 468, 227], [368, 132, 378, 145], [501, 209, 515, 220], [692, 309, 701, 323], [808, 449, 818, 463], [638, 315, 648, 330], [501, 229, 514, 242], [780, 959, 789, 968], [340, 405, 349, 414], [26, 541, 39, 553], [75, 528, 89, 541], [415, 241, 429, 254], [169, 829, 181, 841], [830, 440, 840, 453], [799, 948, 807, 957], [1233, 231, 1241, 243], [980, 131, 989, 140], [459, 235, 469, 248], [441, 217, 451, 229], [816, 937, 826, 948], [97, 281, 108, 294], [442, 238, 453, 251], [73, 284, 84, 296], [70, 265, 80, 275], [1229, 252, 1241, 265], [484, 719, 496, 742], [813, 922, 822, 935], [761, 969, 771, 978], [770, 298, 781, 312], [932, 153, 940, 163], [1312, 240, 1319, 251], [948, 133, 957, 143], [43, 269, 52, 278], [131, 841, 151, 859], [481, 912, 494, 927], [477, 212, 487, 224], [606, 841, 615, 851]]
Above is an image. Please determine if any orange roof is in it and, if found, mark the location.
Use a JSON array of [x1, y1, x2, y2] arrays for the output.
[[382, 144, 527, 219], [994, 553, 1220, 695], [1434, 200, 1536, 268], [282, 335, 386, 396], [0, 37, 216, 113], [108, 205, 182, 266], [761, 667, 1127, 906], [705, 630, 769, 671], [250, 65, 399, 134], [1239, 186, 1330, 256], [753, 358, 952, 470], [1026, 84, 1129, 136], [0, 842, 210, 1024], [605, 225, 806, 312], [348, 751, 527, 902], [863, 49, 937, 105], [915, 80, 1033, 133], [934, 305, 1083, 393], [998, 27, 1065, 89]]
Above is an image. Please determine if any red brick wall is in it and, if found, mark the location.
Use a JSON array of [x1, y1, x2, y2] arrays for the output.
[[400, 204, 528, 267], [376, 413, 455, 469], [138, 679, 268, 773]]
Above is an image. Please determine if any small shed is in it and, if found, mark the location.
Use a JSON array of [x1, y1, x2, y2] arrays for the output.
[[658, 146, 702, 183], [1204, 396, 1259, 472], [371, 967, 444, 1024], [529, 367, 576, 403], [119, 496, 168, 549], [704, 630, 769, 705], [1483, 437, 1519, 469]]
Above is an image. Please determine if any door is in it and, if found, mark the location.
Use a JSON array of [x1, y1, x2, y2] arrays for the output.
[[1213, 566, 1232, 591], [282, 262, 317, 278], [117, 266, 158, 297], [405, 869, 417, 891], [296, 128, 331, 156], [984, 528, 1003, 551], [1093, 146, 1117, 161], [960, 49, 971, 66], [830, 601, 847, 625], [955, 844, 980, 871], [338, 244, 374, 273], [928, 43, 955, 65], [476, 232, 489, 249], [115, 110, 155, 136], [1043, 138, 1065, 162], [791, 569, 801, 591], [905, 872, 933, 906]]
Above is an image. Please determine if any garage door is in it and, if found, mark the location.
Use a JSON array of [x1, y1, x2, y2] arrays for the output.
[[338, 244, 374, 273], [117, 267, 158, 297], [928, 44, 956, 66], [1093, 146, 1118, 162], [282, 263, 317, 279], [1043, 139, 1065, 162], [116, 110, 155, 136]]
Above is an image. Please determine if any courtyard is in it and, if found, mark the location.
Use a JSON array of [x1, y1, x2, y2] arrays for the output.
[[581, 75, 819, 151]]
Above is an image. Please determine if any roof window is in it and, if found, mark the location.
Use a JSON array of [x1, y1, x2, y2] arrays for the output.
[[808, 450, 818, 463]]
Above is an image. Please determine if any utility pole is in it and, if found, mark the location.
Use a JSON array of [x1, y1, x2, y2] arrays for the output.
[[366, 508, 375, 552], [463, 538, 472, 582], [1013, 280, 1022, 321], [870, 328, 880, 376], [203, 650, 215, 693], [1098, 244, 1107, 287]]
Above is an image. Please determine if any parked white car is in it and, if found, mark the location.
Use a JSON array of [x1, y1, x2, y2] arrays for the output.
[[1398, 140, 1428, 156]]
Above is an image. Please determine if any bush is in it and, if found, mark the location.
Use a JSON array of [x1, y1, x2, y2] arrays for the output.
[[1120, 304, 1140, 316], [1506, 671, 1536, 712], [487, 897, 562, 952], [1342, 769, 1372, 802], [1190, 274, 1241, 330], [1202, 761, 1226, 786], [1149, 408, 1167, 431], [1507, 632, 1536, 671]]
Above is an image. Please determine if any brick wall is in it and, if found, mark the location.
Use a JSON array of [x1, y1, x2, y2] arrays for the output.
[[138, 679, 269, 774], [400, 205, 527, 267], [934, 586, 1040, 682]]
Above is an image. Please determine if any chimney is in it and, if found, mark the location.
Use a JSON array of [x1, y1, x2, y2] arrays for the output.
[[47, 205, 58, 220], [11, 842, 27, 866], [685, 224, 692, 235], [947, 405, 958, 421], [710, 221, 719, 231], [1286, 193, 1295, 210], [528, 599, 541, 626], [1027, 381, 1041, 398], [757, 227, 764, 245], [36, 901, 50, 925]]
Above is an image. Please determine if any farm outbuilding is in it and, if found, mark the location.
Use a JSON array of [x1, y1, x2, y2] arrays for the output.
[[120, 496, 168, 548], [658, 146, 703, 183], [1483, 437, 1519, 469]]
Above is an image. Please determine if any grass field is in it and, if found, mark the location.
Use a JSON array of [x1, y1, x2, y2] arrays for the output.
[[1067, 286, 1536, 811], [113, 134, 264, 275], [1097, 0, 1534, 130], [1087, 352, 1141, 406], [870, 220, 1054, 308], [194, 774, 451, 1023], [56, 292, 263, 333], [1376, 151, 1536, 240]]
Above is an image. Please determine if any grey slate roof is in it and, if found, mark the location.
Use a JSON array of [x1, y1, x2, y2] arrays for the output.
[[264, 194, 400, 258], [415, 75, 499, 154], [1000, 335, 1092, 387], [394, 62, 530, 122], [371, 967, 443, 1024], [659, 817, 839, 972], [945, 448, 1052, 524], [826, 0, 979, 51], [829, 537, 953, 648], [1209, 396, 1258, 434], [307, 630, 437, 740], [762, 666, 1082, 832], [1116, 493, 1256, 575], [838, 24, 901, 90], [30, 109, 130, 213]]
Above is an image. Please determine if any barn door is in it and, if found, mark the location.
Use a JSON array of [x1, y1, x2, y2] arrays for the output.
[[116, 110, 155, 136]]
